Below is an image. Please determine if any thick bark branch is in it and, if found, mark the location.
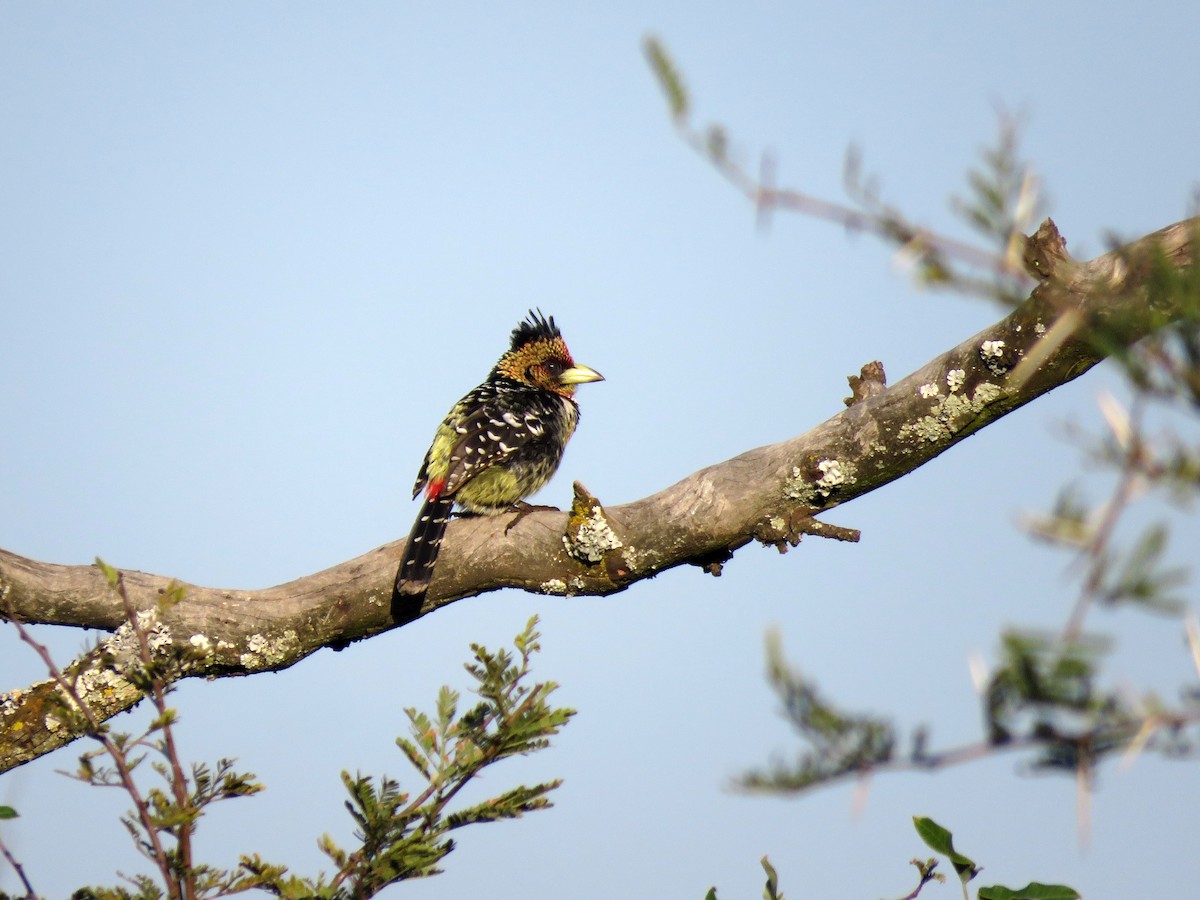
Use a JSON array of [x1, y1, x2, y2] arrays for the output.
[[1, 217, 1196, 773]]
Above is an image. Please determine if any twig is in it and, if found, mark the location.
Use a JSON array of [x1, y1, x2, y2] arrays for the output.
[[741, 704, 1200, 797], [110, 574, 196, 900], [1, 594, 178, 896], [893, 858, 941, 900], [1062, 398, 1147, 640], [668, 104, 1026, 281], [0, 831, 39, 900]]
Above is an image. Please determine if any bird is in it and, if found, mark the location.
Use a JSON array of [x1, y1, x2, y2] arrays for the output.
[[393, 310, 604, 608]]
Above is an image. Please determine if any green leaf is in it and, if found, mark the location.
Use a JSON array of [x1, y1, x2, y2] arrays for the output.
[[395, 736, 433, 781], [1104, 523, 1187, 611], [157, 580, 187, 610], [0, 805, 17, 819], [512, 615, 541, 658], [761, 855, 783, 900], [643, 35, 689, 120], [435, 685, 459, 730], [913, 817, 980, 885], [94, 556, 121, 587], [741, 634, 895, 791], [444, 779, 561, 829], [978, 883, 1081, 900]]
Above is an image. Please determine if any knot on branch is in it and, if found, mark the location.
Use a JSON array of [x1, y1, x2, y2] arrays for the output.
[[755, 510, 862, 554], [1023, 217, 1071, 281], [687, 547, 734, 577], [844, 360, 888, 407]]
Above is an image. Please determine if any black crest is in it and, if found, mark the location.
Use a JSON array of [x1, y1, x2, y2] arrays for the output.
[[510, 309, 561, 350]]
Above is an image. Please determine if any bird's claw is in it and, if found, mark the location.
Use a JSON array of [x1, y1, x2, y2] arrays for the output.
[[504, 501, 560, 535]]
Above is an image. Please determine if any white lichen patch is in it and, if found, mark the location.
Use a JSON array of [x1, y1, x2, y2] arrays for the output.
[[238, 629, 300, 670], [860, 439, 891, 472], [565, 506, 624, 564], [972, 382, 1003, 404], [1034, 321, 1047, 335], [619, 544, 658, 574], [946, 369, 966, 393], [919, 383, 940, 399], [897, 382, 1004, 446], [190, 634, 212, 654], [540, 578, 569, 595], [0, 688, 24, 716], [980, 339, 1011, 375], [36, 660, 142, 736], [980, 339, 1005, 358], [814, 458, 855, 496], [100, 608, 173, 672], [185, 633, 217, 669], [783, 466, 817, 505], [74, 663, 126, 699]]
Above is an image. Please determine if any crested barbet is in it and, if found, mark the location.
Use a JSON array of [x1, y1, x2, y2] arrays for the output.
[[394, 310, 604, 601]]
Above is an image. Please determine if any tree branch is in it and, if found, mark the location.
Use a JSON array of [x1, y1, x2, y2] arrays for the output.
[[2, 217, 1196, 773]]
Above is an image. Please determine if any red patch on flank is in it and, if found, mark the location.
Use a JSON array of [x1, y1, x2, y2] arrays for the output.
[[425, 477, 445, 500]]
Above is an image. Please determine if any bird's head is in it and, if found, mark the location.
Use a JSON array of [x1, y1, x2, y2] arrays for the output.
[[495, 309, 604, 398]]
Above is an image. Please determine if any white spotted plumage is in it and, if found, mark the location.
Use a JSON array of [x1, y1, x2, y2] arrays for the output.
[[393, 310, 602, 607]]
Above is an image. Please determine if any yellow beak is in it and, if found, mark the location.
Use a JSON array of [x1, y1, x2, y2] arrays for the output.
[[558, 364, 605, 386]]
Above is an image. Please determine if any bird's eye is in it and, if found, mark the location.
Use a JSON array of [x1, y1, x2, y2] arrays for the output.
[[542, 360, 565, 378]]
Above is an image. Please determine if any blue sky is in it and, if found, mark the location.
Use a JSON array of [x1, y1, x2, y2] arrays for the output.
[[2, 4, 1198, 898]]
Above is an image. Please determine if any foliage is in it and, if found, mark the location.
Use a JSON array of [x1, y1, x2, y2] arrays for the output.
[[910, 817, 1078, 900], [1094, 229, 1200, 409], [0, 602, 570, 899], [702, 820, 1079, 900], [646, 34, 1199, 899], [704, 856, 783, 900], [1, 32, 1196, 900], [739, 631, 895, 791]]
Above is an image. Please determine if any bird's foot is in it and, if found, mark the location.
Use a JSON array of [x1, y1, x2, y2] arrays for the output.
[[504, 500, 559, 535]]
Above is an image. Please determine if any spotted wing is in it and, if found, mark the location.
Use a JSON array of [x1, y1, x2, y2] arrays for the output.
[[413, 382, 554, 500]]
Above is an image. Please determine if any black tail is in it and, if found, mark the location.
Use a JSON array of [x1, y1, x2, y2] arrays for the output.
[[392, 494, 454, 616]]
